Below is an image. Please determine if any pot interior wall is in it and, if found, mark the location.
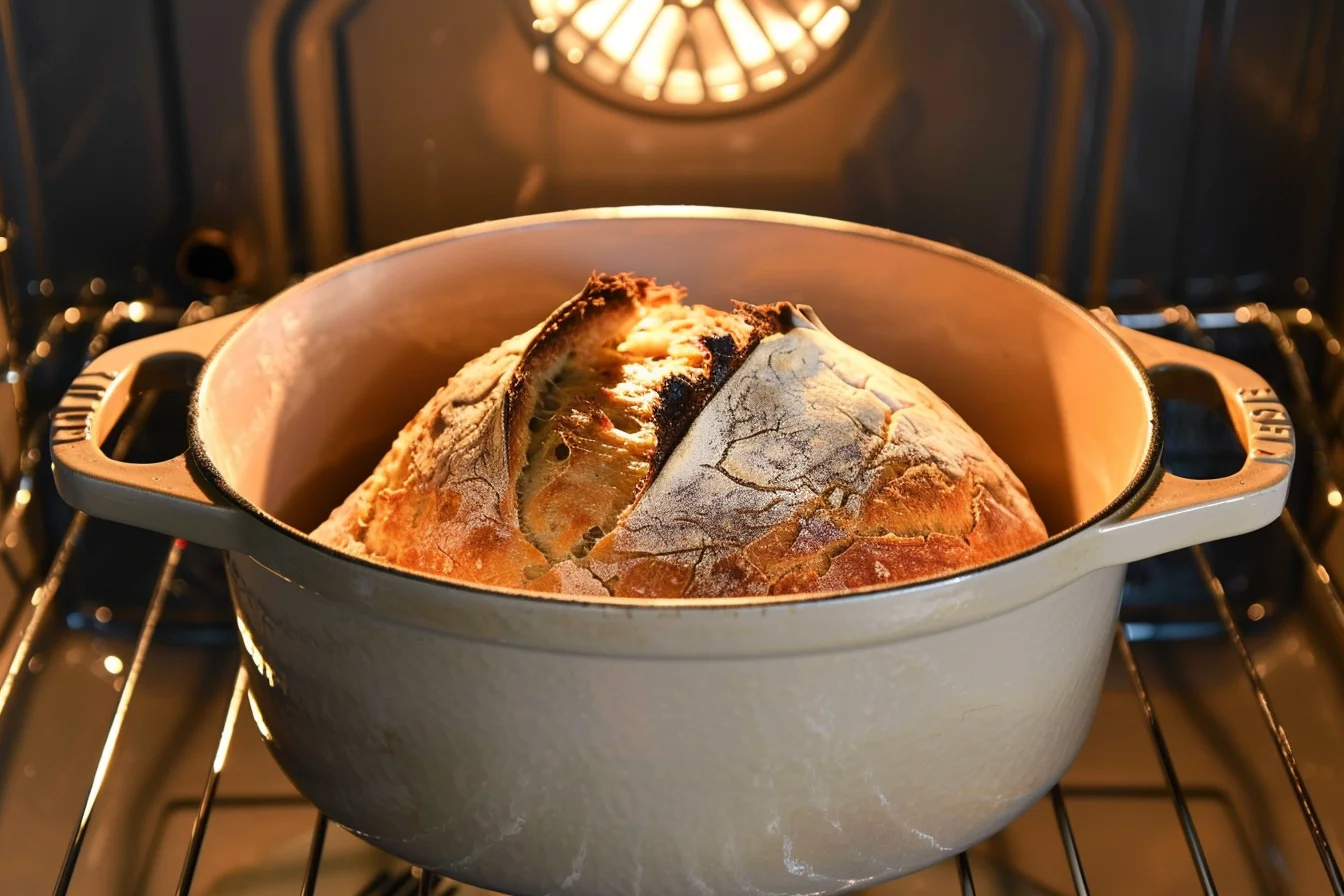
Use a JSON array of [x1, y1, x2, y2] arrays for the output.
[[195, 213, 1154, 538]]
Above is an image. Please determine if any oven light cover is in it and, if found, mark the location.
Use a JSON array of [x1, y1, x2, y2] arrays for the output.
[[527, 0, 861, 111]]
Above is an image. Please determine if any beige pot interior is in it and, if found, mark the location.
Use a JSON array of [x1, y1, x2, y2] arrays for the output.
[[195, 211, 1154, 542]]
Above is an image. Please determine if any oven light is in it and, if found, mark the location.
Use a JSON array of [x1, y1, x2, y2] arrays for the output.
[[103, 655, 124, 676], [531, 0, 583, 32], [809, 4, 848, 48], [749, 0, 805, 54], [625, 5, 686, 98], [555, 27, 587, 63], [531, 0, 580, 16], [784, 0, 826, 28], [690, 5, 747, 101], [572, 0, 627, 39], [530, 0, 857, 106], [717, 0, 773, 68], [663, 45, 705, 103], [602, 0, 663, 63]]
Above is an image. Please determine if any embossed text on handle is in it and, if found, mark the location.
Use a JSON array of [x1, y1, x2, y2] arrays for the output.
[[1239, 387, 1293, 464]]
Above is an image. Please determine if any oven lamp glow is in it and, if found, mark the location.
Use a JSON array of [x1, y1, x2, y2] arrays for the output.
[[530, 0, 856, 106]]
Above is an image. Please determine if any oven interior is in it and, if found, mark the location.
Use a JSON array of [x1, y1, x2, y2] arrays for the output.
[[1, 1, 1344, 893]]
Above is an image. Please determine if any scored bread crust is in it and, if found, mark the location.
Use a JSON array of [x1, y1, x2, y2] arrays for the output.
[[312, 273, 1048, 598], [311, 273, 777, 593], [309, 320, 547, 588], [583, 312, 1047, 597]]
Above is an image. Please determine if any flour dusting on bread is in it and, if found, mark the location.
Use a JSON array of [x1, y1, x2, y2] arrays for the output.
[[312, 273, 1047, 598]]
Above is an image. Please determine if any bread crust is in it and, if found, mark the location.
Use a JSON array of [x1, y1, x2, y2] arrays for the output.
[[310, 320, 545, 586], [312, 274, 1047, 598]]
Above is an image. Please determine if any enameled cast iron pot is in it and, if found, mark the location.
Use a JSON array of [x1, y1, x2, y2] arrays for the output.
[[51, 208, 1294, 896]]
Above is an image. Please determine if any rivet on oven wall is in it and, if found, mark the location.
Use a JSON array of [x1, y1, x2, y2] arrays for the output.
[[177, 227, 253, 296]]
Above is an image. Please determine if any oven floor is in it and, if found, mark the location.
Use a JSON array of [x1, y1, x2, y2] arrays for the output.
[[2, 609, 1341, 895]]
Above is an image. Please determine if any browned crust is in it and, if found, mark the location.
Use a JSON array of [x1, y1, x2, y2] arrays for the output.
[[314, 273, 1050, 600], [584, 308, 1050, 598], [309, 322, 546, 584]]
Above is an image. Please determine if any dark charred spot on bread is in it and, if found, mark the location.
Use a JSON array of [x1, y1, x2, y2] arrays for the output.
[[703, 333, 742, 389], [573, 525, 605, 559], [649, 374, 699, 474], [731, 300, 795, 337], [645, 301, 796, 475]]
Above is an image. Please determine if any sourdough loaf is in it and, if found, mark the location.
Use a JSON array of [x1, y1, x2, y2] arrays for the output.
[[311, 273, 1048, 598]]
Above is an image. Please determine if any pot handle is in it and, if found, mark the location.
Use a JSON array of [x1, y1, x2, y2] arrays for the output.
[[50, 310, 256, 553], [1088, 309, 1293, 568]]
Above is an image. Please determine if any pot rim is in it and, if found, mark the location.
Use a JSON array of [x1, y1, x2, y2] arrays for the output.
[[188, 206, 1161, 610]]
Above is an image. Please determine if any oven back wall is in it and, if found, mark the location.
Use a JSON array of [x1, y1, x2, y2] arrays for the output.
[[0, 0, 1342, 310]]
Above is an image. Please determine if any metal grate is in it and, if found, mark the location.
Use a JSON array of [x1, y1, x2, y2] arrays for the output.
[[0, 297, 1340, 895]]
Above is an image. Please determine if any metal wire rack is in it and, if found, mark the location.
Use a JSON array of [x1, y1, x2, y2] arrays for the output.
[[0, 296, 1340, 895]]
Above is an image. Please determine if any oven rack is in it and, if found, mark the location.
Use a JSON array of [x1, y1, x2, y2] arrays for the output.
[[0, 298, 1340, 896]]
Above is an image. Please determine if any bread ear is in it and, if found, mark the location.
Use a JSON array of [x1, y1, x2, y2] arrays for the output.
[[507, 274, 765, 567], [790, 303, 831, 334], [502, 273, 672, 498]]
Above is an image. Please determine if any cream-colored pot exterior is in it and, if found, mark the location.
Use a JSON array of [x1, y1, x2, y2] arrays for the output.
[[51, 209, 1293, 896]]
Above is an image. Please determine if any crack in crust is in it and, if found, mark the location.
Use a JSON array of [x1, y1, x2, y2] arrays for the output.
[[311, 273, 1048, 598]]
